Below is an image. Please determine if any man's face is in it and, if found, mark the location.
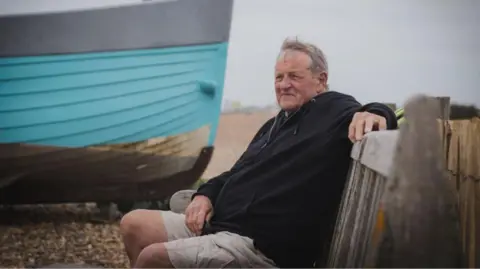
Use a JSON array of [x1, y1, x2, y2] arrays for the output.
[[274, 50, 326, 111]]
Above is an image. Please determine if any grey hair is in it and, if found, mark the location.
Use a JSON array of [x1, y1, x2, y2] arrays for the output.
[[279, 37, 329, 74]]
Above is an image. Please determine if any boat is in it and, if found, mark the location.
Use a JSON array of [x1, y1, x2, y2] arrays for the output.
[[0, 0, 234, 207]]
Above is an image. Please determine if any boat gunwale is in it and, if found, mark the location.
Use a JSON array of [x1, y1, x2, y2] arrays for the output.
[[0, 0, 234, 57]]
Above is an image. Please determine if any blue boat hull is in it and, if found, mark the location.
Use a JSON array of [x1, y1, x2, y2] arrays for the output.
[[0, 0, 233, 204], [0, 42, 228, 147]]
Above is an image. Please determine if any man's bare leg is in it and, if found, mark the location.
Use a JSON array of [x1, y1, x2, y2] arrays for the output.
[[134, 243, 174, 268], [119, 209, 169, 266]]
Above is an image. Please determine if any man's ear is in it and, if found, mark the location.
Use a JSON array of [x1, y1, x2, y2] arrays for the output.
[[319, 72, 328, 84], [316, 72, 328, 90]]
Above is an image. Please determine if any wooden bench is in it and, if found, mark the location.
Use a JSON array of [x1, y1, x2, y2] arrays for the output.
[[327, 95, 462, 268], [169, 95, 464, 268]]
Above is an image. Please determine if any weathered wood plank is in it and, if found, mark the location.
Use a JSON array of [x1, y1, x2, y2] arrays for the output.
[[355, 131, 400, 177], [464, 118, 479, 179], [328, 131, 394, 267], [473, 181, 480, 268], [377, 95, 461, 267], [442, 117, 479, 267], [327, 167, 387, 268]]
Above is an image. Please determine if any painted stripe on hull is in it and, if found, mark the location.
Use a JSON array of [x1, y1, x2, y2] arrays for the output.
[[0, 0, 234, 57], [0, 43, 228, 146]]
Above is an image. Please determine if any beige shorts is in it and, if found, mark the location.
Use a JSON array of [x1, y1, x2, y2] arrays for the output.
[[160, 210, 277, 268]]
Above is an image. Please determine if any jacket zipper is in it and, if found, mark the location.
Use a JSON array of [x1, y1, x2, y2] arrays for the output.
[[260, 115, 279, 149], [260, 109, 300, 150], [245, 109, 301, 233]]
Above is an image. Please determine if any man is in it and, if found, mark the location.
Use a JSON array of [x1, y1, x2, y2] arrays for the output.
[[120, 38, 398, 268]]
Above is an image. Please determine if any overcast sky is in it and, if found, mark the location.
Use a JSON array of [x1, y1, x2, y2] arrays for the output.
[[226, 0, 480, 107], [2, 0, 479, 107]]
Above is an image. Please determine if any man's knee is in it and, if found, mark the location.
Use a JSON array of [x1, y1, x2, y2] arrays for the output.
[[120, 209, 146, 237], [120, 209, 168, 245], [135, 243, 173, 268]]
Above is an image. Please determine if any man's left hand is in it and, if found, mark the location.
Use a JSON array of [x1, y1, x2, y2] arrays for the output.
[[348, 112, 387, 143]]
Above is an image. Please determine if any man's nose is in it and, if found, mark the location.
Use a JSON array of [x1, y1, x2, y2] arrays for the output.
[[277, 78, 292, 89]]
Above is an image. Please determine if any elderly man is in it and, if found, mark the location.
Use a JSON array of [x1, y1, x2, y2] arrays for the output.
[[120, 38, 398, 268]]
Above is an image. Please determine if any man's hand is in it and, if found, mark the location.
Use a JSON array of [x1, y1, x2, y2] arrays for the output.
[[348, 111, 387, 143], [185, 195, 213, 235]]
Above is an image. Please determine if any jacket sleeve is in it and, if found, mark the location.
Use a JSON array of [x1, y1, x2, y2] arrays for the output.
[[192, 153, 249, 205], [360, 102, 398, 130], [330, 94, 398, 139], [192, 117, 276, 205], [191, 171, 232, 205]]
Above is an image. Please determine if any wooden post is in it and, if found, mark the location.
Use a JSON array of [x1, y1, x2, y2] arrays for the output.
[[377, 95, 462, 267], [436, 96, 451, 120]]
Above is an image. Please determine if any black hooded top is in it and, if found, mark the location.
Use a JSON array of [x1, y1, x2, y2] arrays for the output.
[[193, 91, 398, 268]]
